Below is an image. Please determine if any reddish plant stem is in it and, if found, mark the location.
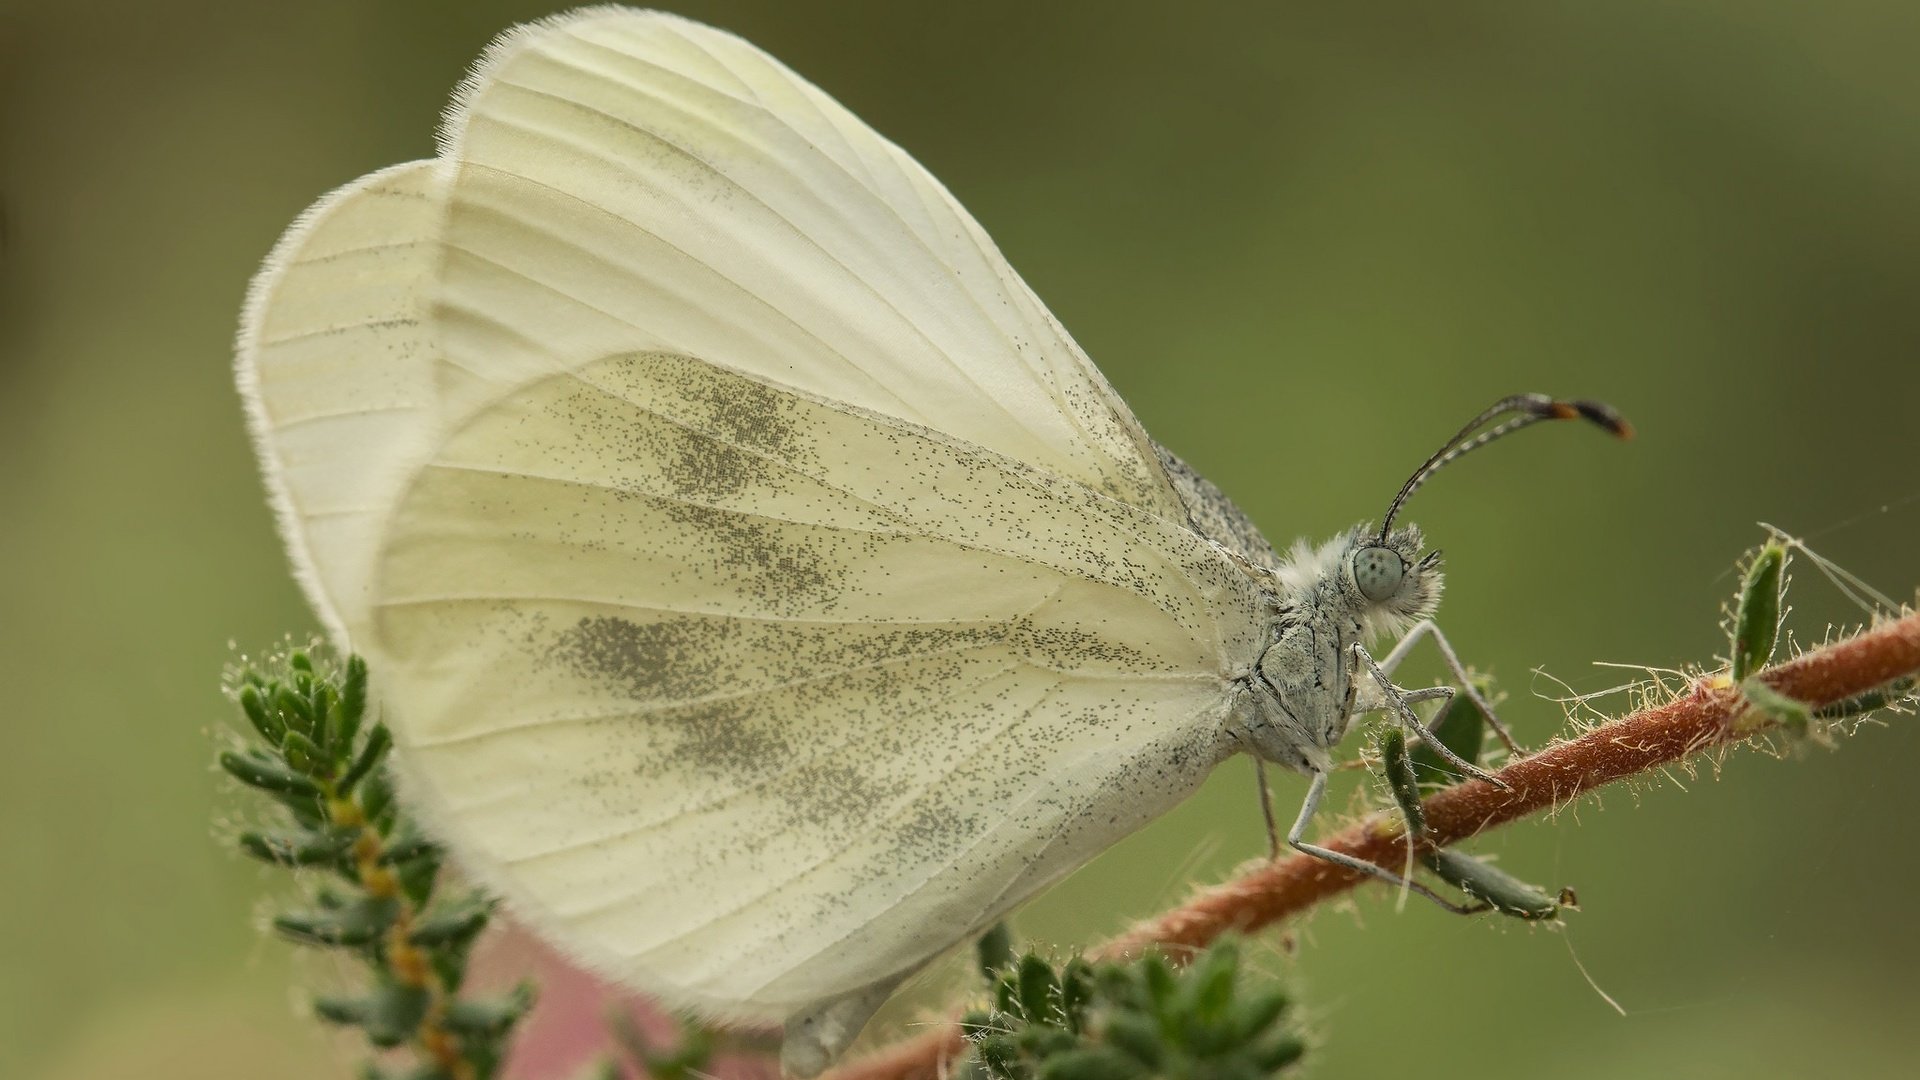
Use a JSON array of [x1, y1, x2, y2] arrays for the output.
[[824, 610, 1920, 1080]]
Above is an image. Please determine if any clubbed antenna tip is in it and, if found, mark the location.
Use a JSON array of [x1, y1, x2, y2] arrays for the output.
[[1553, 399, 1635, 440], [1379, 393, 1633, 540]]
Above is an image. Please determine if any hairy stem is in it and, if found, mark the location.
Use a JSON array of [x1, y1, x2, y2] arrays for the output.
[[823, 609, 1920, 1080]]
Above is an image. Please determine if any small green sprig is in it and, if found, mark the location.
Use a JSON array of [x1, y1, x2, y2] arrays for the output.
[[1726, 536, 1914, 742], [219, 647, 533, 1080], [1730, 540, 1788, 682], [960, 930, 1305, 1080]]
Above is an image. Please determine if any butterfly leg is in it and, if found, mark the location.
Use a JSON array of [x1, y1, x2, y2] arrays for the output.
[[1286, 770, 1485, 914], [1376, 619, 1520, 753], [1392, 683, 1501, 778], [1354, 643, 1507, 789], [1398, 683, 1459, 738], [1254, 755, 1282, 859]]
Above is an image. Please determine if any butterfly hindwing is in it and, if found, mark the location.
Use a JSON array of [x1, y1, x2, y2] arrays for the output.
[[236, 160, 448, 645], [370, 351, 1260, 1016]]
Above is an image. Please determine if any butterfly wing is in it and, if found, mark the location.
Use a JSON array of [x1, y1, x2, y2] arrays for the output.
[[430, 9, 1185, 516], [236, 160, 446, 644], [370, 353, 1263, 1018]]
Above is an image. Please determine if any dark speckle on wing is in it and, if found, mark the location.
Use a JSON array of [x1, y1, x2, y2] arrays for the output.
[[549, 613, 736, 701], [652, 359, 805, 503], [655, 501, 837, 610]]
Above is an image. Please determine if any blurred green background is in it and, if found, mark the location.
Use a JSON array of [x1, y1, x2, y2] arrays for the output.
[[4, 1, 1917, 1077]]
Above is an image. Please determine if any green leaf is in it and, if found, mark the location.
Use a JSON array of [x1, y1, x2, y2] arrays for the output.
[[280, 728, 322, 775], [335, 655, 370, 749], [359, 980, 432, 1048], [277, 787, 329, 830], [441, 981, 536, 1037], [1100, 1012, 1163, 1068], [1423, 848, 1560, 919], [1140, 954, 1175, 1011], [1017, 1026, 1076, 1060], [220, 749, 321, 799], [313, 993, 371, 1027], [1094, 963, 1141, 1011], [378, 830, 441, 867], [993, 971, 1021, 1019], [1016, 954, 1060, 1023], [1407, 679, 1489, 786], [1376, 726, 1425, 836], [1224, 985, 1292, 1047], [977, 922, 1015, 980], [239, 827, 357, 867], [273, 895, 401, 948], [1738, 676, 1813, 737], [308, 682, 339, 756], [396, 847, 442, 909], [1059, 958, 1093, 1029], [408, 901, 492, 947], [238, 684, 286, 746], [974, 1033, 1020, 1077], [1037, 1048, 1145, 1080], [1179, 937, 1239, 1023], [1253, 1033, 1308, 1072], [273, 683, 318, 739], [430, 945, 470, 994], [338, 723, 392, 795], [1731, 541, 1787, 680], [359, 766, 397, 831]]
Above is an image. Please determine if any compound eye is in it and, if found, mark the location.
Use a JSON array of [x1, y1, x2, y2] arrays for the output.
[[1352, 545, 1405, 602]]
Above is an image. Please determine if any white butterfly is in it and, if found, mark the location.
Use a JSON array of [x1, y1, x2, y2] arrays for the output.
[[237, 7, 1625, 1074]]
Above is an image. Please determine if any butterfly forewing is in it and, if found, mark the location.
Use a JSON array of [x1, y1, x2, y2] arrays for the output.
[[431, 11, 1182, 513]]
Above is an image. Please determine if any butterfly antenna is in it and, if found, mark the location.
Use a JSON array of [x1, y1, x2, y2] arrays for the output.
[[1377, 393, 1633, 542]]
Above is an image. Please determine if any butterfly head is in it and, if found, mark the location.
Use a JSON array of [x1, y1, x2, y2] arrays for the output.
[[1344, 525, 1444, 638]]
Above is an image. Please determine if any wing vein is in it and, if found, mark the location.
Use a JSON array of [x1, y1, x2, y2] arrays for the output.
[[439, 197, 922, 419]]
